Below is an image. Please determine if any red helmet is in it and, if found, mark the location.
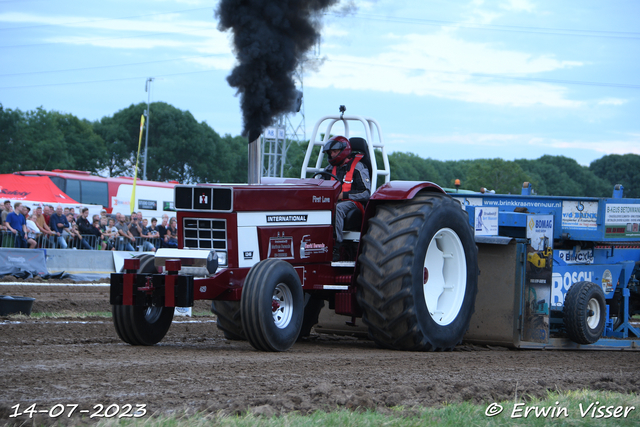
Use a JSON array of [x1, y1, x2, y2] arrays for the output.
[[323, 136, 351, 166]]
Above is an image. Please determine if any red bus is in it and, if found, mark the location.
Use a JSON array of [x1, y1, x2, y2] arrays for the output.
[[15, 170, 179, 218]]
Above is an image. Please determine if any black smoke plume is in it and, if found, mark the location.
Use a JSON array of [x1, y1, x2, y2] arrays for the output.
[[216, 0, 339, 142]]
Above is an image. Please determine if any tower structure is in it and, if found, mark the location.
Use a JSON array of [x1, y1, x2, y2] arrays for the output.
[[261, 65, 308, 177]]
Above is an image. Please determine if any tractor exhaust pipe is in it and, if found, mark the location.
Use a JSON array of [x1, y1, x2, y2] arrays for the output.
[[248, 134, 261, 185]]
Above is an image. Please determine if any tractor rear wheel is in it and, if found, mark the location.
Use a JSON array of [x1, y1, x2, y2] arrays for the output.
[[241, 258, 303, 351], [563, 281, 605, 344], [112, 254, 174, 346], [297, 294, 325, 340], [357, 192, 478, 351], [211, 300, 246, 340]]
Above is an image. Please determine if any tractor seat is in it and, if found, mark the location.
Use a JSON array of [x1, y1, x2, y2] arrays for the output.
[[348, 137, 372, 177], [344, 206, 363, 232], [342, 136, 370, 233]]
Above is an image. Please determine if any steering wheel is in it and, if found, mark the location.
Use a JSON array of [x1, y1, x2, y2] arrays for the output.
[[313, 171, 339, 181], [314, 171, 344, 201]]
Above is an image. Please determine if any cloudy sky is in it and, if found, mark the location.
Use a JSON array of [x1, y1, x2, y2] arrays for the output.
[[1, 0, 638, 166]]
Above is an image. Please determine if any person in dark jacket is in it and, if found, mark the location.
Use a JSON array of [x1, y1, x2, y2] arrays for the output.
[[320, 136, 371, 260]]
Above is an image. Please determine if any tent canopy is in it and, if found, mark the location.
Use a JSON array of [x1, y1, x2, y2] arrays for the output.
[[0, 174, 79, 205]]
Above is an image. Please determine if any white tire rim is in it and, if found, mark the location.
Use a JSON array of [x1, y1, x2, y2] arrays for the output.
[[272, 283, 293, 329], [587, 297, 601, 330], [423, 228, 467, 326]]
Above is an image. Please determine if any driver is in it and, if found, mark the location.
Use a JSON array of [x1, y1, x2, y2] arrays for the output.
[[320, 136, 371, 261]]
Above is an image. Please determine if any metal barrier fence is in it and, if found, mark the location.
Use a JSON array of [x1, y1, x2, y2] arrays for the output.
[[1, 230, 17, 248], [0, 231, 161, 251]]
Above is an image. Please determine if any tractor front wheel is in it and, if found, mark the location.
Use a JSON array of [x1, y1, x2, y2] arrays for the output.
[[241, 259, 303, 351], [112, 254, 174, 346]]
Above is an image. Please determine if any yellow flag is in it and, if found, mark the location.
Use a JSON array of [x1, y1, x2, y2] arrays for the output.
[[131, 114, 145, 214]]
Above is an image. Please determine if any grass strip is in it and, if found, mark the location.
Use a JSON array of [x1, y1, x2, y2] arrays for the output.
[[91, 389, 638, 427]]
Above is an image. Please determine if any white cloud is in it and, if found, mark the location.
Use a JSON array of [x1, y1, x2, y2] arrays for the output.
[[543, 137, 640, 156], [500, 0, 536, 13], [598, 98, 627, 106], [385, 132, 640, 163], [0, 11, 230, 54], [308, 32, 583, 107]]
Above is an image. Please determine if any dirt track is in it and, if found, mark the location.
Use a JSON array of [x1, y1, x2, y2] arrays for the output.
[[1, 284, 640, 424]]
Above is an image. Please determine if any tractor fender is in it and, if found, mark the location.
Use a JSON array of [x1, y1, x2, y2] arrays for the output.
[[352, 181, 454, 289], [362, 181, 446, 235], [370, 180, 446, 202]]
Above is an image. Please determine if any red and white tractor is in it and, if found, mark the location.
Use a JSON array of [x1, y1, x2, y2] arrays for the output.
[[110, 111, 479, 351]]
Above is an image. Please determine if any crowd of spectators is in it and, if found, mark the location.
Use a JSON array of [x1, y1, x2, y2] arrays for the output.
[[1, 200, 177, 252]]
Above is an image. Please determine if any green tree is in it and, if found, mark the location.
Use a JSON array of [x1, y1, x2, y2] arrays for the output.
[[388, 152, 443, 184], [516, 155, 611, 197], [465, 158, 531, 194], [0, 107, 66, 173], [0, 104, 23, 173], [0, 105, 105, 174], [52, 112, 105, 172], [94, 102, 248, 183], [590, 154, 640, 198]]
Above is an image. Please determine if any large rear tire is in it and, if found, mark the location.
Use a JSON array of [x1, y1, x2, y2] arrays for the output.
[[211, 300, 246, 340], [564, 281, 605, 344], [297, 294, 325, 340], [241, 259, 303, 351], [112, 254, 174, 346], [357, 193, 478, 351]]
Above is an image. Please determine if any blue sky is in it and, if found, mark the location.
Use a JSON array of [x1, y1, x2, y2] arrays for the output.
[[1, 0, 638, 166]]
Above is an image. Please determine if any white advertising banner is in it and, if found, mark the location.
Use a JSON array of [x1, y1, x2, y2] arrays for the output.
[[474, 207, 498, 236]]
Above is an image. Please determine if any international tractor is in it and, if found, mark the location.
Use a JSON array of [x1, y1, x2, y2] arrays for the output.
[[110, 111, 479, 351]]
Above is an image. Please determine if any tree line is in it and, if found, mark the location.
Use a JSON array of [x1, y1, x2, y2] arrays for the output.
[[1, 102, 638, 198]]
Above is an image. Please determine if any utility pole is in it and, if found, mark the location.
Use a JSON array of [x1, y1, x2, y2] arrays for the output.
[[143, 77, 154, 181]]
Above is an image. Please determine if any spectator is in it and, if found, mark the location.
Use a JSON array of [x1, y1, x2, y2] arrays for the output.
[[147, 217, 161, 250], [0, 200, 11, 247], [130, 216, 155, 252], [69, 207, 77, 220], [67, 213, 92, 250], [100, 209, 107, 219], [105, 218, 118, 250], [63, 207, 70, 217], [0, 218, 6, 247], [91, 217, 107, 250], [25, 214, 40, 249], [157, 214, 169, 246], [43, 205, 52, 226], [49, 205, 70, 249], [76, 207, 98, 249], [34, 206, 56, 248], [98, 217, 109, 249], [77, 208, 92, 234], [140, 218, 159, 251], [115, 213, 135, 251], [4, 202, 28, 248], [1, 200, 12, 225], [164, 217, 178, 248]]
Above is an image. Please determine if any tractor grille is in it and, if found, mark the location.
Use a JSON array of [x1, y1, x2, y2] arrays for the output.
[[182, 218, 227, 250]]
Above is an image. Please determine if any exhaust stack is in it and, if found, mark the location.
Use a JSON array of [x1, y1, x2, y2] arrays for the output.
[[248, 134, 261, 185]]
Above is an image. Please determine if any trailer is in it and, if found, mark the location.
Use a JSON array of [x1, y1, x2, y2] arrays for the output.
[[454, 184, 640, 349]]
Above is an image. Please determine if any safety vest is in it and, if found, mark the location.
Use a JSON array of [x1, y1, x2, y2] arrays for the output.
[[331, 154, 364, 193], [331, 154, 365, 215]]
